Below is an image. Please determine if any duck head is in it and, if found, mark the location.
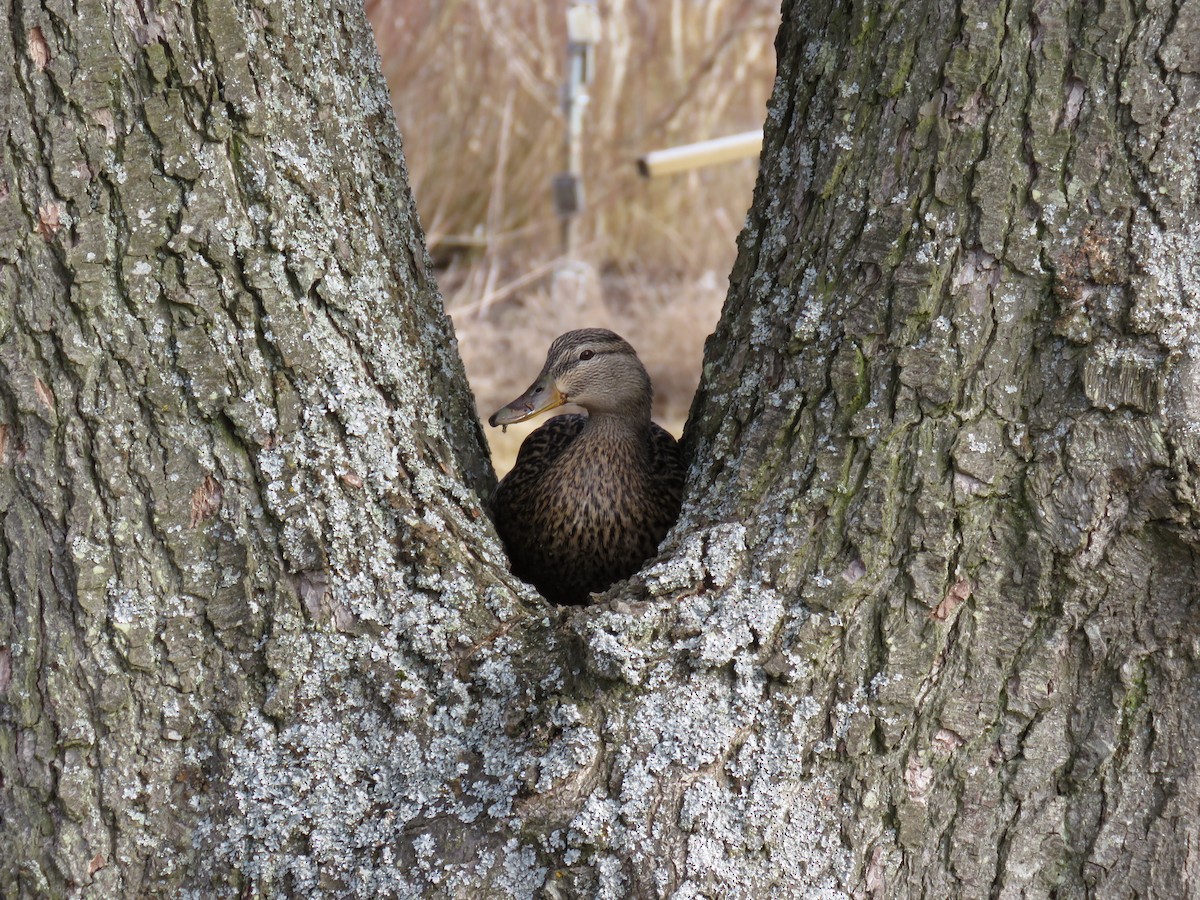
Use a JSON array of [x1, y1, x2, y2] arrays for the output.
[[488, 328, 653, 427]]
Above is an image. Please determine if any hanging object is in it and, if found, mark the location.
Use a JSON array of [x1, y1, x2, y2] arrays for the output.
[[555, 0, 600, 254]]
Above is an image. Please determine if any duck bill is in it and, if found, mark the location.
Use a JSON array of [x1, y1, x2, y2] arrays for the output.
[[488, 378, 566, 427]]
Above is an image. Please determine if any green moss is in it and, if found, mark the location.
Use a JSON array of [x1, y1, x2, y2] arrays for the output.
[[832, 342, 869, 421], [1118, 659, 1148, 737], [818, 153, 850, 202], [849, 3, 875, 47], [882, 37, 917, 98], [145, 42, 170, 83]]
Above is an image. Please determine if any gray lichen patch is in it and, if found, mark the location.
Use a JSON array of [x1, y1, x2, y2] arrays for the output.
[[1, 0, 508, 894], [7, 0, 1200, 897]]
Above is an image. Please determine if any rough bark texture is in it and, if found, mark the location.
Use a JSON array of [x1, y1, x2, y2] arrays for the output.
[[0, 0, 504, 894], [2, 0, 1198, 898], [678, 0, 1200, 896]]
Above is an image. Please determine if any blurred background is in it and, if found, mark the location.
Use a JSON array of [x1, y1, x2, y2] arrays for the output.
[[366, 0, 779, 473]]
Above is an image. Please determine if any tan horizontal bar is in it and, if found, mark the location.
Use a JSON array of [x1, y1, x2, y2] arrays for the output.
[[636, 130, 764, 178]]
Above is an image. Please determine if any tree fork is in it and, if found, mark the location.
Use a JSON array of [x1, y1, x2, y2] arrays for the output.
[[1, 0, 1198, 897]]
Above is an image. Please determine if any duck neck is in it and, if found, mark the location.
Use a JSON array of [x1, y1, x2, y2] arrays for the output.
[[581, 405, 652, 442]]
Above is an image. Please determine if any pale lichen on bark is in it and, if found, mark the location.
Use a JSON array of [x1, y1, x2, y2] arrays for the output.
[[1, 0, 512, 894], [678, 0, 1200, 896], [3, 0, 1199, 896]]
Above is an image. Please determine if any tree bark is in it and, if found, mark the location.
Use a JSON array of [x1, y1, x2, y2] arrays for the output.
[[2, 0, 1198, 898], [677, 0, 1200, 896], [1, 0, 501, 894]]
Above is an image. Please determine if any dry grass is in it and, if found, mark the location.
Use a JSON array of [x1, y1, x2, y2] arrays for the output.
[[366, 0, 777, 473], [454, 267, 727, 473]]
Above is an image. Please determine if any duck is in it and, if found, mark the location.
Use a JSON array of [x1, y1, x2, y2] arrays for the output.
[[488, 329, 685, 605]]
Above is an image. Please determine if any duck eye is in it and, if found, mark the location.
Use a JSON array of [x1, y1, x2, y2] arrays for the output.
[[579, 349, 594, 361]]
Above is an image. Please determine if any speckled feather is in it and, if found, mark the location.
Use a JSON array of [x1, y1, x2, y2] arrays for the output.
[[494, 414, 683, 605], [489, 330, 685, 605]]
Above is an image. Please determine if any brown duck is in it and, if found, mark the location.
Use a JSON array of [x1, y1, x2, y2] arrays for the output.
[[488, 329, 684, 605]]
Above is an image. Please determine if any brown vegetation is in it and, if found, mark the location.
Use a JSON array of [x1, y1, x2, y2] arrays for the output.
[[366, 0, 777, 471]]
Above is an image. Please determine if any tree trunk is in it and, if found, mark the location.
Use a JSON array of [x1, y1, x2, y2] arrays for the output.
[[2, 0, 1198, 898], [677, 0, 1200, 896], [1, 0, 500, 894]]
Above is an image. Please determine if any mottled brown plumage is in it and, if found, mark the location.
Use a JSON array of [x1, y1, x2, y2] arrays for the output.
[[488, 329, 684, 605]]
